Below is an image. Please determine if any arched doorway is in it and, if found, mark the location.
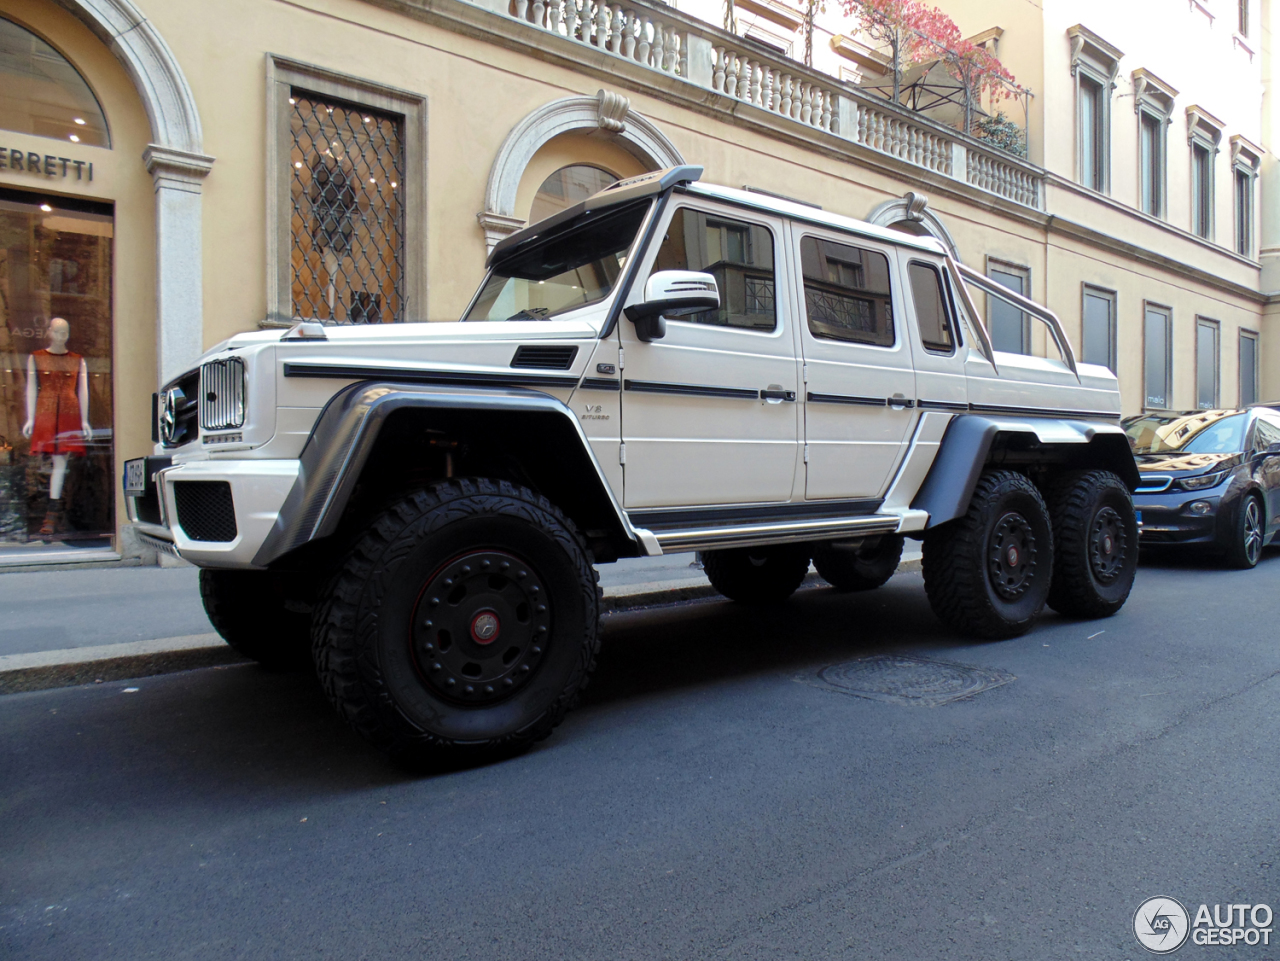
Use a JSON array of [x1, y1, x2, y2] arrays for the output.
[[529, 163, 619, 222]]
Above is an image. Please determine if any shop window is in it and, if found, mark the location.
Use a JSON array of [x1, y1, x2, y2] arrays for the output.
[[0, 17, 108, 148], [1144, 303, 1172, 409], [289, 90, 404, 324], [1196, 317, 1219, 409], [652, 207, 776, 331], [799, 236, 894, 347], [1239, 330, 1259, 407], [529, 165, 618, 223], [0, 189, 114, 560], [1082, 285, 1116, 372], [986, 260, 1030, 354]]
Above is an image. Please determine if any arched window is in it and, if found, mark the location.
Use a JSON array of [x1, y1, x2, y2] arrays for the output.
[[529, 164, 617, 222], [0, 18, 109, 148]]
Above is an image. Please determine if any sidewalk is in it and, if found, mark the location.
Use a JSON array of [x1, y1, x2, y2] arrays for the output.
[[0, 547, 922, 694]]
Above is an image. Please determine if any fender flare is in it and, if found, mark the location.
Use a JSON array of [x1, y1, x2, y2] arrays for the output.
[[910, 414, 1140, 528], [252, 381, 638, 566]]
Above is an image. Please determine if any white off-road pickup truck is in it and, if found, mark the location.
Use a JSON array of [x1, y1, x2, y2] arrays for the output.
[[125, 165, 1139, 762]]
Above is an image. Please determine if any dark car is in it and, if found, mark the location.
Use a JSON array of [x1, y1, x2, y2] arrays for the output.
[[1124, 408, 1280, 568]]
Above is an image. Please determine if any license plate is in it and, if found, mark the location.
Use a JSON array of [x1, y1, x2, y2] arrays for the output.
[[124, 458, 147, 494], [1135, 510, 1143, 526]]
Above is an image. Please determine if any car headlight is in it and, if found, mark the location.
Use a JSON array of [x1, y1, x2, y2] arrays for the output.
[[1176, 470, 1227, 491]]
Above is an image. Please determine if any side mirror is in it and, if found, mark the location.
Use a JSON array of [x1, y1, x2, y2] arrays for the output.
[[624, 270, 720, 342]]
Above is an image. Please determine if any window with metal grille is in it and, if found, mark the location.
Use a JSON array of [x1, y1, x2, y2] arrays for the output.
[[290, 90, 404, 324]]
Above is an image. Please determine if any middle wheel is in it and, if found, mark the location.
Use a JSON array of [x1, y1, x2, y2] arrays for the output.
[[922, 469, 1054, 639], [702, 545, 810, 604]]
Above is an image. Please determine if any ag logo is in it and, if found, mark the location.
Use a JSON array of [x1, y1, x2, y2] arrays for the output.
[[1134, 897, 1190, 954]]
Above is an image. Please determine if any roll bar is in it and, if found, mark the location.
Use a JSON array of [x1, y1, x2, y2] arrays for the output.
[[944, 256, 1080, 382]]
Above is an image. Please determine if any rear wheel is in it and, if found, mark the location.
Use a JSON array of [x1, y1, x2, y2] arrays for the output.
[[702, 545, 810, 604], [1044, 470, 1138, 618], [1224, 493, 1265, 570], [311, 478, 600, 764], [813, 535, 904, 592], [922, 470, 1053, 639], [199, 569, 311, 671]]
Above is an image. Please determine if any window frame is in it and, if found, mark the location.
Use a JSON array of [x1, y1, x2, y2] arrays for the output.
[[1081, 284, 1117, 373], [1186, 107, 1224, 243], [265, 56, 427, 327], [1239, 328, 1260, 408], [1195, 316, 1220, 410], [1231, 136, 1261, 259], [985, 257, 1031, 355], [906, 259, 959, 356], [1068, 26, 1121, 195], [1132, 69, 1175, 220], [1143, 301, 1173, 410]]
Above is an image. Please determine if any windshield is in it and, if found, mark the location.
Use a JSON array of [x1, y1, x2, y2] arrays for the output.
[[1124, 411, 1248, 455], [464, 201, 651, 322]]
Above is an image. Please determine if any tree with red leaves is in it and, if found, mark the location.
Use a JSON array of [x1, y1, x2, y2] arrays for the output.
[[934, 36, 1018, 134], [842, 0, 958, 103]]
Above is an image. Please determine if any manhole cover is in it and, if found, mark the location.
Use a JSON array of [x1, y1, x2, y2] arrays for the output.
[[799, 654, 1015, 706]]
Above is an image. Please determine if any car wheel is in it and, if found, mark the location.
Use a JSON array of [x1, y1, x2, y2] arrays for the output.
[[311, 478, 600, 764], [1224, 493, 1265, 570], [200, 569, 312, 671], [1044, 470, 1139, 618], [813, 535, 904, 592], [702, 545, 810, 604], [922, 470, 1053, 639]]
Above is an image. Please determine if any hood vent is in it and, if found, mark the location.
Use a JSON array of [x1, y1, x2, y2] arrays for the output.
[[510, 345, 579, 370]]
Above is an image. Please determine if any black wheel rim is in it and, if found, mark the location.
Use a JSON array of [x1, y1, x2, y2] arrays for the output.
[[1089, 506, 1127, 584], [1244, 499, 1263, 566], [988, 511, 1038, 599], [410, 550, 550, 705]]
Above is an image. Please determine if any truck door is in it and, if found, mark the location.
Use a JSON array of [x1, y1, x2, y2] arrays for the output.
[[618, 201, 800, 509], [901, 257, 970, 415], [791, 227, 916, 500]]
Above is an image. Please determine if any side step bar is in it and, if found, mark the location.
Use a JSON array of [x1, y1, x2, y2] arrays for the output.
[[637, 514, 901, 554]]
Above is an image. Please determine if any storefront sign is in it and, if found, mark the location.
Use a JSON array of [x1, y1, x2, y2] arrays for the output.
[[0, 149, 93, 182]]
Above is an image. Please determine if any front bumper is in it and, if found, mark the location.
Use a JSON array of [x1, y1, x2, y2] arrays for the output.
[[124, 456, 300, 568], [1134, 487, 1225, 547]]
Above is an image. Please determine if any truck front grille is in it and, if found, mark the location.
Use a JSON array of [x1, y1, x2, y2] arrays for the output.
[[174, 481, 238, 542], [200, 358, 246, 431]]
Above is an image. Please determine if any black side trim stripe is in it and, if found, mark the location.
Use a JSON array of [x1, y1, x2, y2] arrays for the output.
[[806, 392, 887, 407], [917, 399, 969, 412], [580, 378, 622, 391], [282, 363, 579, 390], [967, 402, 1122, 421], [624, 379, 760, 401], [629, 498, 882, 530]]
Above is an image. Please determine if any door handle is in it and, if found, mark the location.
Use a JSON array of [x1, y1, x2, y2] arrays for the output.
[[889, 393, 915, 410], [760, 388, 796, 403]]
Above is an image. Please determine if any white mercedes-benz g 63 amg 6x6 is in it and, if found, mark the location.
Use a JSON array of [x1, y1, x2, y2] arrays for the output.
[[125, 165, 1139, 762]]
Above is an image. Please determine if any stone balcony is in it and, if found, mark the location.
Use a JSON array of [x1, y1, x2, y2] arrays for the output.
[[489, 0, 1043, 208]]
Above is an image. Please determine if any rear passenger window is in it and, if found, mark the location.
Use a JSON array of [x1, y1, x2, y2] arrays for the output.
[[799, 236, 894, 347], [908, 262, 956, 354], [1254, 415, 1280, 449], [653, 207, 776, 330]]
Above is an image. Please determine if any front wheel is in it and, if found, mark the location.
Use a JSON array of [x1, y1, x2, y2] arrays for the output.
[[1044, 470, 1139, 618], [1224, 493, 1265, 569], [312, 478, 600, 764], [922, 470, 1053, 639]]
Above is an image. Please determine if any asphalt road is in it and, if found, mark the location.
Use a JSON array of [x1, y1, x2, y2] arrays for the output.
[[3, 552, 1279, 960]]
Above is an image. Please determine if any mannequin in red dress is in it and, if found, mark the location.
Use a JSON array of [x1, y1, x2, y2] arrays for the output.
[[21, 318, 91, 536]]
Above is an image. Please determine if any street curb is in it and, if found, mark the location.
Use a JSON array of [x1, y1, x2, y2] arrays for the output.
[[0, 559, 924, 695]]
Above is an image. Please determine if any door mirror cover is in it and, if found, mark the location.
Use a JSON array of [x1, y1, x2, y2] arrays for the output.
[[625, 270, 720, 342]]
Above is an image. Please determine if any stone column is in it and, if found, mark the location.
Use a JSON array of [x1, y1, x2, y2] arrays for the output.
[[143, 145, 215, 385]]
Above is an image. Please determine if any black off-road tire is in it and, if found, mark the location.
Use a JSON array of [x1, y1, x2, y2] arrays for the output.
[[702, 545, 810, 604], [1044, 470, 1138, 618], [922, 470, 1053, 639], [199, 569, 312, 671], [311, 478, 600, 764], [813, 535, 904, 592], [1223, 492, 1265, 570]]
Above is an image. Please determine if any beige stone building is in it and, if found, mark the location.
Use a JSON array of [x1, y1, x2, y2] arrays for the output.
[[0, 0, 1273, 564]]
